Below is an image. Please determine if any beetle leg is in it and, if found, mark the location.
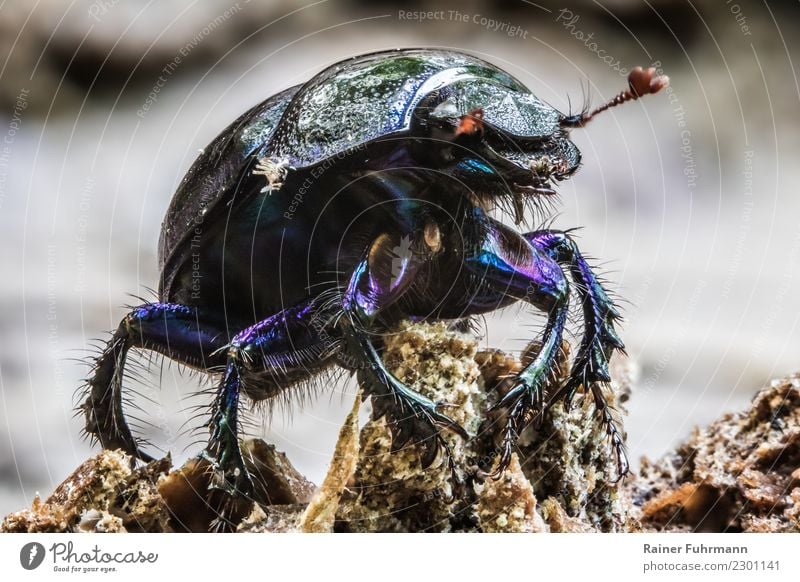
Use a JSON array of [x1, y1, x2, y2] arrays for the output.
[[461, 209, 570, 475], [340, 230, 468, 478], [203, 299, 339, 504], [81, 303, 229, 461], [525, 230, 628, 479]]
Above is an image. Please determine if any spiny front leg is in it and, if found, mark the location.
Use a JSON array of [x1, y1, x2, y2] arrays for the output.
[[340, 229, 468, 475], [81, 303, 228, 461], [462, 209, 570, 475], [526, 230, 628, 479]]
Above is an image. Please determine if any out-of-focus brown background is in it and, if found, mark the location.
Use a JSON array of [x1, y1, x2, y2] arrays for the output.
[[1, 0, 798, 515]]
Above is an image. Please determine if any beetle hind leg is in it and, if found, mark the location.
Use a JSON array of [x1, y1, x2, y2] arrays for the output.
[[80, 303, 229, 461]]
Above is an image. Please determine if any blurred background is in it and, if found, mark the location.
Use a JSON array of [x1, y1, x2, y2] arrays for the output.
[[1, 0, 799, 515]]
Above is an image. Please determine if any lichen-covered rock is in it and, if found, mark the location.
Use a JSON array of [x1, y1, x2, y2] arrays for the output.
[[158, 439, 314, 532], [1, 439, 313, 533], [476, 340, 635, 532], [328, 321, 632, 532], [632, 373, 800, 532], [238, 504, 307, 533]]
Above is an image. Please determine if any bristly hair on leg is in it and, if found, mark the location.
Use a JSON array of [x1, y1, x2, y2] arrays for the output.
[[249, 359, 344, 433]]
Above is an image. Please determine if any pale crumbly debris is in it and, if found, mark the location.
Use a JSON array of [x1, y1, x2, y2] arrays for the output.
[[0, 450, 171, 533], [238, 504, 307, 533], [77, 508, 125, 533], [334, 321, 485, 532], [300, 388, 362, 532], [475, 454, 547, 532]]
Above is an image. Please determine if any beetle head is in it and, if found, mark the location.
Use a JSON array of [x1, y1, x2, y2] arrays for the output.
[[421, 100, 581, 225], [417, 66, 668, 224]]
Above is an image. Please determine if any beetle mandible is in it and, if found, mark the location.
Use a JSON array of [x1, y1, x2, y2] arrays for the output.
[[81, 48, 667, 508]]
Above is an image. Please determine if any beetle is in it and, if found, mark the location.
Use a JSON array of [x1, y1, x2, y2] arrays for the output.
[[81, 48, 667, 510]]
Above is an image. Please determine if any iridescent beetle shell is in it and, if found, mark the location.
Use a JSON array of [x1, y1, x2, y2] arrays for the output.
[[158, 48, 581, 296]]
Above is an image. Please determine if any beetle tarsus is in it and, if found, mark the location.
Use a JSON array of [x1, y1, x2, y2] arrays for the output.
[[204, 362, 254, 498], [345, 326, 467, 470], [590, 382, 630, 482], [81, 332, 152, 461]]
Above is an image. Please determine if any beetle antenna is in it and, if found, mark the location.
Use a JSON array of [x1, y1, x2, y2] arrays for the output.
[[561, 67, 669, 127]]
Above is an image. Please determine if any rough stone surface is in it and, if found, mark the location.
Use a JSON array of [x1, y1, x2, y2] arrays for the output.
[[632, 373, 800, 532]]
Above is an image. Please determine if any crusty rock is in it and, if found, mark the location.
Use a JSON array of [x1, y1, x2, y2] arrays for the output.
[[633, 374, 800, 532], [475, 454, 547, 532], [0, 451, 171, 533], [5, 322, 798, 534], [300, 389, 362, 533], [333, 322, 484, 532]]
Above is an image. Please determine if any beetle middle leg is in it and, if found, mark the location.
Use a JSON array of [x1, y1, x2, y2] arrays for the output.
[[203, 299, 339, 500], [339, 229, 469, 474]]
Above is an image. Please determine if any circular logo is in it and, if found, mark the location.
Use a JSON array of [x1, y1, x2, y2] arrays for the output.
[[19, 542, 46, 570]]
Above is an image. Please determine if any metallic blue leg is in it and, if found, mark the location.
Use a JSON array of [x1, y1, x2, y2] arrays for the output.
[[204, 299, 338, 500], [341, 230, 468, 472], [82, 303, 229, 461], [526, 230, 628, 479], [463, 209, 570, 474]]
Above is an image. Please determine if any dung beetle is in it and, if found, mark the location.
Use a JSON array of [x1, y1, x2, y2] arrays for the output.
[[81, 48, 667, 510]]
